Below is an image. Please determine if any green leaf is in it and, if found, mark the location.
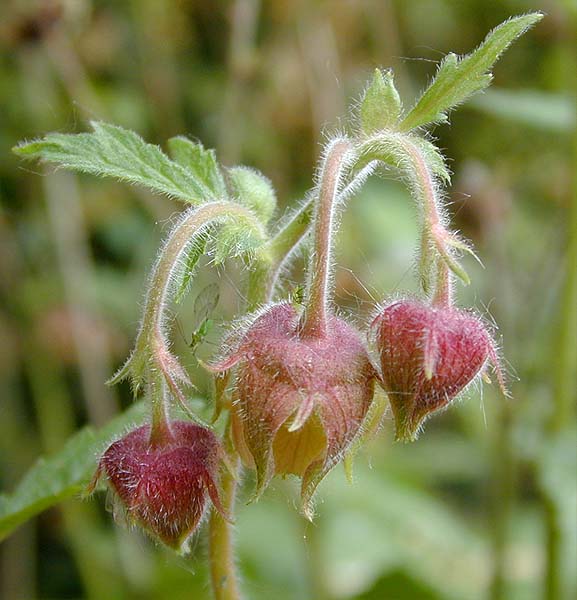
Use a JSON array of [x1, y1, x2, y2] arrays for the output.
[[360, 68, 402, 133], [0, 402, 148, 542], [213, 221, 267, 265], [174, 231, 209, 304], [14, 121, 213, 204], [400, 12, 543, 131], [228, 166, 277, 224], [167, 136, 227, 197]]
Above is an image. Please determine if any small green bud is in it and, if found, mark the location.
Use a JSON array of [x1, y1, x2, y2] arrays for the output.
[[360, 68, 402, 134], [228, 166, 277, 224]]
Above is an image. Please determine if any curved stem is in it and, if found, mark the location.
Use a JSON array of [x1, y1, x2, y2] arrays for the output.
[[399, 136, 457, 303], [142, 201, 266, 355], [300, 139, 352, 338], [110, 200, 267, 441], [262, 158, 376, 302]]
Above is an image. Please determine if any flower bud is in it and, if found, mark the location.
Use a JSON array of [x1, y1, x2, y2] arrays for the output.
[[211, 302, 376, 515], [373, 299, 501, 441], [92, 421, 226, 551]]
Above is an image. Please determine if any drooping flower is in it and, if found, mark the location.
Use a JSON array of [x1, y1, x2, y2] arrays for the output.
[[90, 421, 226, 551], [373, 299, 503, 441], [210, 302, 377, 516]]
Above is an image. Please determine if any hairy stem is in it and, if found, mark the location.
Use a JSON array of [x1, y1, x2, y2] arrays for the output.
[[209, 424, 242, 600], [148, 372, 174, 447], [110, 201, 267, 439], [432, 256, 453, 307], [301, 139, 352, 337], [141, 201, 264, 358], [399, 136, 456, 302], [263, 158, 376, 302]]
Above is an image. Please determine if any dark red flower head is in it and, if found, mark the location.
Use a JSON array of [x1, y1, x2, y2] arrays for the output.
[[91, 421, 226, 551], [373, 299, 503, 441], [210, 302, 376, 517]]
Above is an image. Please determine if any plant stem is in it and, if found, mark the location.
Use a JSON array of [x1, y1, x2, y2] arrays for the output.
[[398, 136, 457, 302], [111, 200, 267, 439], [43, 171, 118, 427], [301, 139, 352, 338], [263, 156, 376, 302], [208, 199, 282, 599], [219, 0, 261, 165], [432, 258, 453, 307], [140, 202, 265, 357], [148, 373, 174, 447], [209, 426, 242, 600]]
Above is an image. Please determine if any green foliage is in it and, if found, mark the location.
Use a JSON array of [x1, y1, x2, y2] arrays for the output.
[[167, 136, 227, 197], [174, 231, 209, 304], [14, 122, 215, 204], [3, 6, 563, 598], [228, 166, 277, 224], [400, 12, 543, 131], [360, 69, 402, 133], [0, 401, 147, 542], [212, 219, 267, 264]]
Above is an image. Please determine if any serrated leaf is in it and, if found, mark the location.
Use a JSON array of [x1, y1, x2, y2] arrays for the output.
[[228, 166, 277, 224], [400, 12, 543, 131], [0, 401, 148, 542], [360, 68, 402, 133], [174, 231, 209, 304], [14, 121, 213, 204], [167, 136, 227, 197]]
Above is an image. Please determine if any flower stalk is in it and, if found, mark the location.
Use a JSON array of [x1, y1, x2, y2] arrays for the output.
[[209, 427, 242, 600], [398, 135, 458, 304], [301, 138, 353, 338]]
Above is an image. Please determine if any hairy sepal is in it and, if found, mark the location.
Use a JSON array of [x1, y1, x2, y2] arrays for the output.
[[210, 303, 376, 513], [360, 68, 402, 134]]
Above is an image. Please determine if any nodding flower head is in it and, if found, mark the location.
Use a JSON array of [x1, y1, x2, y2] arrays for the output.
[[210, 302, 377, 517], [90, 421, 226, 552], [373, 299, 503, 442]]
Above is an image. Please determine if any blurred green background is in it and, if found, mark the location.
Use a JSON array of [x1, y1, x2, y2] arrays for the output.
[[0, 1, 575, 599]]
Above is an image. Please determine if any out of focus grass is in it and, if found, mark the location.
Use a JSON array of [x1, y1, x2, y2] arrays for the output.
[[0, 1, 575, 599]]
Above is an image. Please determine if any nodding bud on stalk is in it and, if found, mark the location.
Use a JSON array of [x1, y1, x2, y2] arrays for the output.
[[89, 421, 227, 552], [208, 138, 377, 517], [373, 299, 505, 442], [209, 302, 376, 517]]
